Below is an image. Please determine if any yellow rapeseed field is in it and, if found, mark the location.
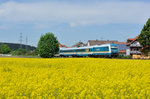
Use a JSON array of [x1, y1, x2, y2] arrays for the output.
[[0, 58, 150, 98]]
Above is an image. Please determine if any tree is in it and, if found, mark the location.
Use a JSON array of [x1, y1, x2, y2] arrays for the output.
[[0, 44, 11, 54], [37, 32, 59, 58], [10, 48, 27, 55], [138, 18, 150, 49], [16, 48, 27, 55]]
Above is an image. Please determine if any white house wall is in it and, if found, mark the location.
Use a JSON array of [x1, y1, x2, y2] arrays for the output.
[[126, 46, 130, 56]]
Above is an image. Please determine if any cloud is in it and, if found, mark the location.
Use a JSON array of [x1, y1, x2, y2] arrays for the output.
[[0, 1, 150, 27]]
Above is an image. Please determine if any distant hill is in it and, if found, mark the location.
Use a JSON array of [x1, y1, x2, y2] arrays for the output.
[[0, 42, 36, 51]]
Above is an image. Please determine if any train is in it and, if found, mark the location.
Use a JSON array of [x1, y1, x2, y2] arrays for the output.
[[59, 43, 118, 57]]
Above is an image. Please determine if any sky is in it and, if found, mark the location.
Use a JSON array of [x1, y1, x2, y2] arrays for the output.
[[0, 0, 150, 47]]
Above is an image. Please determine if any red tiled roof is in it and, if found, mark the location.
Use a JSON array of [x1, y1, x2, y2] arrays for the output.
[[59, 43, 67, 48], [126, 36, 138, 46], [119, 50, 126, 53], [127, 38, 134, 41], [113, 42, 127, 44]]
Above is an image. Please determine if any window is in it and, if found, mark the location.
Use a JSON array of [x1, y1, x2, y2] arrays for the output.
[[132, 48, 138, 51], [94, 47, 109, 51], [76, 49, 85, 52], [60, 50, 74, 53], [89, 48, 92, 52]]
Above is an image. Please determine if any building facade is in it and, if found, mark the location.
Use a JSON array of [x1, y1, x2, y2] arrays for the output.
[[126, 36, 142, 58]]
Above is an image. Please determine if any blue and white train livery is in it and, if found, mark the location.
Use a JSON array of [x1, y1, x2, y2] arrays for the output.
[[59, 43, 118, 57]]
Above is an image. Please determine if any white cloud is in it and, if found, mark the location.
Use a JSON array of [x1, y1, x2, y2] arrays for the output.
[[0, 1, 150, 27]]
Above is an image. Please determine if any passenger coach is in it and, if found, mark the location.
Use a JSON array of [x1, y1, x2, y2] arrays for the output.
[[59, 43, 118, 57]]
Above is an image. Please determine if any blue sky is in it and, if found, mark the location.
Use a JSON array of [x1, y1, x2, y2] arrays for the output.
[[0, 0, 150, 47]]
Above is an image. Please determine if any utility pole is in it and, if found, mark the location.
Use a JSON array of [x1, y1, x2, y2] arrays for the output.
[[26, 36, 28, 51], [19, 33, 23, 49]]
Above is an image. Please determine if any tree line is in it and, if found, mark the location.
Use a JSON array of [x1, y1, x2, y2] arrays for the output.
[[0, 44, 38, 56]]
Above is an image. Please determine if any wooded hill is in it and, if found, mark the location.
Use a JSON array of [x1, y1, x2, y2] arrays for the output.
[[0, 42, 36, 51]]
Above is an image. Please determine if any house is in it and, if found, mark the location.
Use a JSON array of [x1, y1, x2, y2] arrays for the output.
[[126, 36, 142, 58], [87, 40, 127, 56], [72, 42, 87, 47]]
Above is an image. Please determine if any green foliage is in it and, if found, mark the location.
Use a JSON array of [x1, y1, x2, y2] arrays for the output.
[[11, 48, 26, 55], [141, 48, 150, 56], [31, 49, 38, 56], [25, 49, 38, 56], [0, 44, 11, 54], [138, 18, 150, 48], [37, 32, 59, 58], [10, 48, 38, 57], [17, 48, 26, 55], [117, 55, 132, 59]]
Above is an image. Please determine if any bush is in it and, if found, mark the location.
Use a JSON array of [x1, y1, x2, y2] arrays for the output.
[[117, 55, 132, 59], [11, 48, 26, 55], [25, 50, 38, 56]]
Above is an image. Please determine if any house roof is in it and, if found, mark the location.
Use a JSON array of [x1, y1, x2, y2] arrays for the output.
[[113, 42, 127, 44], [119, 50, 126, 53], [72, 42, 86, 47], [126, 36, 138, 46], [127, 38, 134, 41], [59, 43, 67, 48], [88, 40, 118, 46]]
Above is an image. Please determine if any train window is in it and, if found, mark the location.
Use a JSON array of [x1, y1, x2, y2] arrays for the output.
[[94, 48, 101, 51], [89, 48, 92, 52], [61, 50, 74, 53], [94, 47, 109, 51], [102, 47, 109, 51], [96, 48, 99, 50], [76, 49, 85, 52]]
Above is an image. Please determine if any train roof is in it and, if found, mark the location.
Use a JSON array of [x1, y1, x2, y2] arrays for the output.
[[60, 43, 117, 50]]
